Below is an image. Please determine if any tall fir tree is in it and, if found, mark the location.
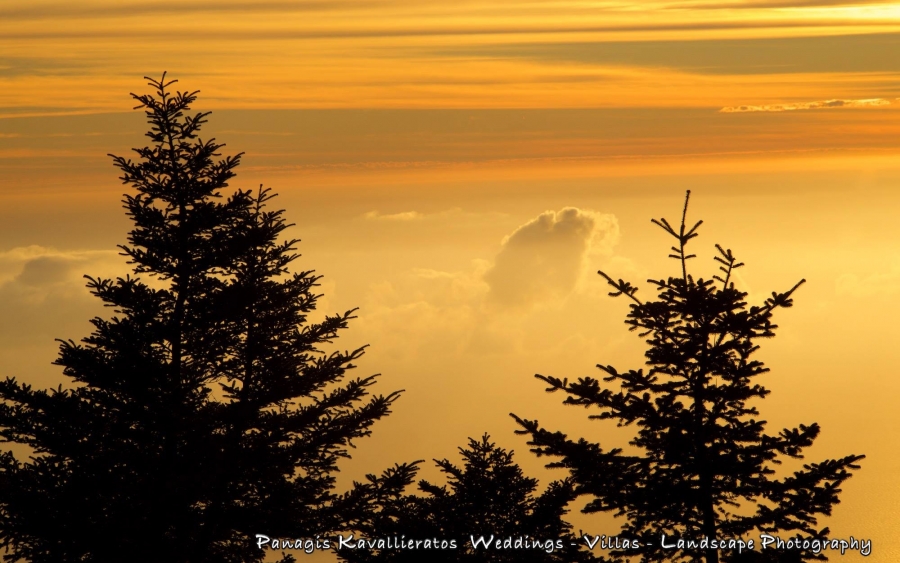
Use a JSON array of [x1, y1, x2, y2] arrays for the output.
[[0, 74, 412, 563], [512, 192, 864, 563], [339, 434, 605, 563]]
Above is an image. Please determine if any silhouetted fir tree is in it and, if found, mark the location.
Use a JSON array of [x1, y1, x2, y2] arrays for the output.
[[339, 434, 606, 563], [0, 74, 413, 563], [512, 192, 864, 563]]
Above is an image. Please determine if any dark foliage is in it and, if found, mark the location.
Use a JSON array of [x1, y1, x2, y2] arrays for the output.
[[0, 74, 413, 563], [512, 192, 864, 563], [339, 434, 605, 563]]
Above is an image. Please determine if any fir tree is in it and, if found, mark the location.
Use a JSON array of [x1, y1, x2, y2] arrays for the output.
[[512, 192, 864, 563], [339, 434, 604, 563], [0, 74, 411, 563]]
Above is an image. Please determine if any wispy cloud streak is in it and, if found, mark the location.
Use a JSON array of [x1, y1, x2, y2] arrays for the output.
[[720, 97, 892, 112], [671, 0, 900, 9]]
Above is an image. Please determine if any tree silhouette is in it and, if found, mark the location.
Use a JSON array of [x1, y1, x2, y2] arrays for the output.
[[339, 434, 605, 563], [512, 192, 864, 563], [0, 74, 412, 563]]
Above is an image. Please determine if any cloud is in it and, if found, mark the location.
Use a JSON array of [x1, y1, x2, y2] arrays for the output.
[[484, 208, 618, 308], [720, 98, 892, 113], [0, 1, 361, 21], [353, 207, 623, 360], [0, 246, 120, 287], [836, 266, 900, 298], [15, 256, 75, 287], [0, 247, 126, 388], [435, 34, 900, 77], [672, 0, 899, 8], [354, 261, 490, 361], [1, 19, 876, 42], [363, 210, 423, 221]]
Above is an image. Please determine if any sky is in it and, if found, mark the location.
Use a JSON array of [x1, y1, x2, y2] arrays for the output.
[[2, 0, 900, 560]]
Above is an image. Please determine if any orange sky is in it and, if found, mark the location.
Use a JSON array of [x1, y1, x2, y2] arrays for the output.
[[2, 1, 900, 561]]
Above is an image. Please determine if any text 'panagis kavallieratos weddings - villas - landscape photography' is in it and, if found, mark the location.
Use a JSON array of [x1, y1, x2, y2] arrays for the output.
[[2, 1, 900, 562]]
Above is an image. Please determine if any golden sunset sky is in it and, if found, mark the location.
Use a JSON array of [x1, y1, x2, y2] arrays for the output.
[[2, 0, 900, 560]]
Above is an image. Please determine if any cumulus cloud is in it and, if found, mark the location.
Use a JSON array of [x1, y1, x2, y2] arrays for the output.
[[720, 98, 892, 113], [14, 256, 76, 287], [0, 246, 128, 388], [0, 246, 122, 337], [484, 208, 619, 308], [0, 246, 121, 287], [357, 262, 492, 360], [353, 206, 624, 363]]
